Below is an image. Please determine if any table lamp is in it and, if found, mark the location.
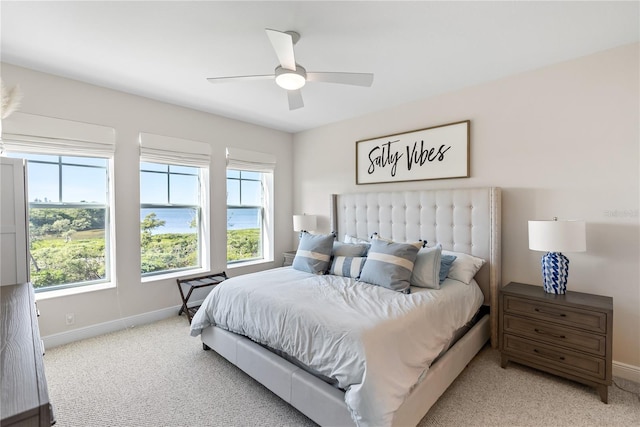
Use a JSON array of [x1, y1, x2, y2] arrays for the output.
[[528, 218, 586, 294], [293, 214, 317, 233]]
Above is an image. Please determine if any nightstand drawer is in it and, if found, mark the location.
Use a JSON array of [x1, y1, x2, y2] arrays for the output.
[[503, 314, 606, 356], [503, 295, 607, 333], [503, 334, 606, 380]]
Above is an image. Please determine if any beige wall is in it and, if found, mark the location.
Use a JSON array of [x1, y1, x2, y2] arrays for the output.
[[292, 44, 640, 370], [2, 43, 638, 373], [1, 63, 294, 338]]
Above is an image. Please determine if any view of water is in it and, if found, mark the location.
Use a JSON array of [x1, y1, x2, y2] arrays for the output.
[[141, 207, 259, 234], [227, 208, 261, 230]]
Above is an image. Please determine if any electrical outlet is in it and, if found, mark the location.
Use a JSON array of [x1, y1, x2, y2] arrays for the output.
[[65, 313, 75, 325]]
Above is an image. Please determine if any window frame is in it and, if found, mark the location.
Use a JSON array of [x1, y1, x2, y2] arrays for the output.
[[139, 161, 208, 278], [226, 168, 273, 266], [6, 152, 114, 293]]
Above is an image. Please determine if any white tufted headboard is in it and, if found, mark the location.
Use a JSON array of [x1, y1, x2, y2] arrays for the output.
[[330, 187, 502, 347]]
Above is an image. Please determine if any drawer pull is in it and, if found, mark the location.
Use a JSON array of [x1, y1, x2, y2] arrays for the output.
[[534, 307, 566, 317], [533, 348, 565, 361], [534, 328, 566, 339]]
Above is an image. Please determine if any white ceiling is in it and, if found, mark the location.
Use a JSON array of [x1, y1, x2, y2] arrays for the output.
[[1, 1, 638, 133]]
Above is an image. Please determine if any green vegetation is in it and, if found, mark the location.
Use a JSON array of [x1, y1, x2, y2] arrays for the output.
[[227, 228, 261, 262], [28, 208, 261, 289], [30, 236, 105, 288], [29, 208, 106, 289], [141, 232, 198, 274]]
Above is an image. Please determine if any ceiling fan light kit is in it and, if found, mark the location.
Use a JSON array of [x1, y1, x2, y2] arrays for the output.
[[207, 29, 374, 110], [275, 65, 306, 90]]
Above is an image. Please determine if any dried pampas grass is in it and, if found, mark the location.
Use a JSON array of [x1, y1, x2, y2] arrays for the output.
[[1, 79, 22, 119]]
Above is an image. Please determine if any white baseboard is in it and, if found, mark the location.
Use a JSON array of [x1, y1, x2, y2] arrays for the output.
[[42, 304, 186, 350], [613, 360, 640, 383]]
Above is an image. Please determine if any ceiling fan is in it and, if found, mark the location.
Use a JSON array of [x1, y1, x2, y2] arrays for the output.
[[207, 29, 374, 110]]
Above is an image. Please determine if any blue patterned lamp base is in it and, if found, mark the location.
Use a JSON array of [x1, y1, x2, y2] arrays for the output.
[[541, 252, 569, 294]]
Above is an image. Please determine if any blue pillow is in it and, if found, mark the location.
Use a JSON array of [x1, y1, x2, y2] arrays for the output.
[[332, 242, 370, 257], [292, 232, 335, 274], [359, 238, 421, 293], [439, 254, 457, 283], [329, 256, 367, 278], [410, 244, 442, 289]]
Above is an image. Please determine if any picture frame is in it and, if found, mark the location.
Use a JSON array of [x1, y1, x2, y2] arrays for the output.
[[356, 120, 470, 184]]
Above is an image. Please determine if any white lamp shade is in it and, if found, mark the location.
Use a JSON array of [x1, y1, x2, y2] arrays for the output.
[[528, 220, 586, 253], [293, 214, 317, 232]]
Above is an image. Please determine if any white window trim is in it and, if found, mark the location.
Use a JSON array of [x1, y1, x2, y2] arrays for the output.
[[139, 133, 211, 278], [141, 266, 210, 284], [225, 147, 276, 267], [35, 281, 116, 301], [2, 113, 117, 295]]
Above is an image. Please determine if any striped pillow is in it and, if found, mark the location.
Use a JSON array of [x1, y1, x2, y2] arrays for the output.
[[329, 256, 367, 278], [292, 232, 335, 274], [359, 238, 422, 293]]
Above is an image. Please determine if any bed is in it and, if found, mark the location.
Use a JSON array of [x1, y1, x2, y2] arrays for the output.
[[191, 187, 501, 426]]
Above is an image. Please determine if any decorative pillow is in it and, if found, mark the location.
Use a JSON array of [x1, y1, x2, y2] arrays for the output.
[[292, 232, 335, 274], [359, 238, 421, 293], [343, 234, 369, 244], [410, 244, 442, 289], [329, 256, 367, 279], [442, 250, 486, 285], [371, 233, 427, 248], [332, 241, 370, 257], [439, 254, 457, 284]]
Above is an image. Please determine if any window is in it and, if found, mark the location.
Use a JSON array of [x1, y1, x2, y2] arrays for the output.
[[140, 162, 203, 275], [139, 133, 211, 278], [2, 112, 116, 293], [225, 148, 275, 266], [226, 169, 265, 263], [6, 152, 111, 291]]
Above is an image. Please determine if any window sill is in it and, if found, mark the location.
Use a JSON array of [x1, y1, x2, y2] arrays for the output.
[[141, 268, 209, 284], [227, 258, 274, 270], [35, 281, 116, 301]]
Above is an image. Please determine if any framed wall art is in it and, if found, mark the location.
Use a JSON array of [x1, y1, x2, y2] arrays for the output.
[[356, 120, 470, 184]]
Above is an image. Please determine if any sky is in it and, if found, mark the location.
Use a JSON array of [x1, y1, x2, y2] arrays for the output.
[[8, 153, 262, 232]]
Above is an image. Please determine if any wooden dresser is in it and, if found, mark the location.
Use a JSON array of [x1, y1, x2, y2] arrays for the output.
[[499, 282, 613, 403], [1, 282, 55, 426]]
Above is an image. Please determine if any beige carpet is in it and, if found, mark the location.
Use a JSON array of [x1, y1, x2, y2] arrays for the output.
[[43, 316, 640, 427]]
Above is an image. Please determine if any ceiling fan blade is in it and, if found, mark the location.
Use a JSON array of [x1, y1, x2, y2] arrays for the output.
[[206, 74, 274, 84], [266, 29, 296, 71], [306, 72, 374, 87], [287, 89, 304, 110]]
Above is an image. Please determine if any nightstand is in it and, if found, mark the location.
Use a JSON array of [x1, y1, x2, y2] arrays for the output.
[[500, 282, 613, 403], [283, 250, 296, 267]]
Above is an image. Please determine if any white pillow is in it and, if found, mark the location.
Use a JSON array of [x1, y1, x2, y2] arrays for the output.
[[442, 250, 486, 285], [343, 234, 369, 244], [410, 244, 442, 289]]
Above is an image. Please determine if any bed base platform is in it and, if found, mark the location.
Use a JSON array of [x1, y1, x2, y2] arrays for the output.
[[201, 313, 490, 426]]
